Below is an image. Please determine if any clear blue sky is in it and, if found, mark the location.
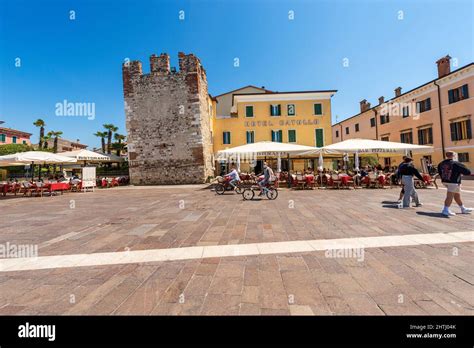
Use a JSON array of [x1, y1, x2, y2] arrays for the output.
[[1, 0, 473, 148]]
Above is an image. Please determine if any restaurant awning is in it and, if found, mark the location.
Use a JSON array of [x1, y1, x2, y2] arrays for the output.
[[216, 141, 318, 157], [59, 149, 110, 162], [302, 138, 433, 155], [0, 151, 78, 165]]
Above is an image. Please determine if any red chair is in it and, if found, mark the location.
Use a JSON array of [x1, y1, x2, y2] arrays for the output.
[[305, 175, 315, 189]]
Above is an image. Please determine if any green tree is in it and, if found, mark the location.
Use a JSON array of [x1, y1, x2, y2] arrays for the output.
[[103, 124, 118, 154], [94, 131, 107, 153], [0, 143, 32, 156], [33, 119, 46, 149], [113, 133, 126, 156], [46, 131, 63, 153]]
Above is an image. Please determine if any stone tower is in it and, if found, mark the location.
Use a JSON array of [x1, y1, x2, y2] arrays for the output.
[[122, 52, 214, 185]]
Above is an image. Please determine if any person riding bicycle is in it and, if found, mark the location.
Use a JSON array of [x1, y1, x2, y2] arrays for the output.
[[258, 162, 274, 196], [225, 165, 240, 191]]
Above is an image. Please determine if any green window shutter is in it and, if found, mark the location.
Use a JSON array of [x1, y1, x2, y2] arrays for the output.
[[245, 106, 253, 117], [315, 129, 324, 147], [12, 136, 17, 144], [314, 104, 322, 115], [0, 134, 5, 142], [270, 105, 274, 116], [467, 119, 472, 139], [450, 123, 456, 141], [278, 130, 283, 142], [462, 84, 469, 99], [288, 130, 296, 142], [277, 105, 281, 116], [426, 98, 431, 110]]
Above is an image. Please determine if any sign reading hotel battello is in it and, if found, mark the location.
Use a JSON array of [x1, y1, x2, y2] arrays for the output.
[[244, 119, 320, 127]]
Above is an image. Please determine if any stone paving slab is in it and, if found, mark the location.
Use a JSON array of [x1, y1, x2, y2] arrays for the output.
[[0, 182, 473, 315]]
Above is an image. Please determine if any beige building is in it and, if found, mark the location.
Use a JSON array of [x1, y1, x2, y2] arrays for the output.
[[332, 56, 474, 170]]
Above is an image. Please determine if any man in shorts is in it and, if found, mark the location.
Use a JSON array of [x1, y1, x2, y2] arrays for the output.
[[437, 151, 472, 216]]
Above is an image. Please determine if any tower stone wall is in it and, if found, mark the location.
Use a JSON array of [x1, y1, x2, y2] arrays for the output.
[[122, 52, 214, 185]]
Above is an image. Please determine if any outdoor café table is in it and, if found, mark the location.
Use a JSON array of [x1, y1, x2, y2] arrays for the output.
[[339, 174, 351, 185], [45, 182, 71, 195]]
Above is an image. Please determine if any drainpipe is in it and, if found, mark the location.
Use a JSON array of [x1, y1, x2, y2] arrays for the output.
[[340, 123, 343, 141], [433, 81, 446, 156], [373, 108, 379, 140]]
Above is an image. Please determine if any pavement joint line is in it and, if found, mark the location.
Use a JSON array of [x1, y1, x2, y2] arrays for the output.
[[0, 231, 473, 273]]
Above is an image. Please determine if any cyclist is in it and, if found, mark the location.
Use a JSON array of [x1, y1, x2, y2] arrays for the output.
[[258, 162, 274, 196], [225, 165, 240, 191]]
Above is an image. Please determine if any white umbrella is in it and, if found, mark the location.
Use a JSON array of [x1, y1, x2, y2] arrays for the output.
[[317, 152, 324, 172], [216, 141, 318, 157], [0, 151, 77, 165], [59, 149, 110, 162], [302, 138, 433, 155]]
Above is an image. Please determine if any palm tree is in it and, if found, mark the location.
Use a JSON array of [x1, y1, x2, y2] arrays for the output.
[[47, 131, 63, 153], [113, 133, 126, 156], [33, 119, 46, 149], [94, 131, 107, 153], [103, 124, 118, 154], [43, 133, 52, 149]]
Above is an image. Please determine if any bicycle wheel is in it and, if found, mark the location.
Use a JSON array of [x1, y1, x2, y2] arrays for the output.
[[235, 185, 244, 195], [215, 184, 225, 195], [242, 188, 255, 200], [266, 188, 278, 200]]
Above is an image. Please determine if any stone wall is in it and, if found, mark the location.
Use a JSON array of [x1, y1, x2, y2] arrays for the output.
[[122, 52, 214, 185]]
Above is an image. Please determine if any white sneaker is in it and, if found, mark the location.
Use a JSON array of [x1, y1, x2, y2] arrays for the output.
[[461, 207, 472, 214], [442, 209, 456, 216]]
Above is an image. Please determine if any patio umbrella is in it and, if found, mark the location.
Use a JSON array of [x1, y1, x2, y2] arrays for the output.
[[0, 151, 77, 165], [354, 152, 360, 171], [59, 149, 110, 162], [317, 152, 324, 171]]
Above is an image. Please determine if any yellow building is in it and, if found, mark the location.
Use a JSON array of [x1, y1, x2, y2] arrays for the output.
[[212, 86, 336, 174]]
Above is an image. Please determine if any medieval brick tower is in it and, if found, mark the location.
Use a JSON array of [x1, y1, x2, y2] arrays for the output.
[[122, 52, 214, 185]]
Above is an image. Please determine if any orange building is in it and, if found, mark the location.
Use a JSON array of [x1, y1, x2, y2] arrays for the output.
[[332, 56, 474, 170], [0, 127, 32, 145]]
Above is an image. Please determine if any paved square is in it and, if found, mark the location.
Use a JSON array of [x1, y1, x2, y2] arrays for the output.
[[0, 183, 473, 315]]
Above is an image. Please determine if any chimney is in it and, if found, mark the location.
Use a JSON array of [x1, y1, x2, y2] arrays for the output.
[[360, 99, 367, 113], [378, 96, 384, 105], [394, 87, 402, 97], [436, 55, 451, 78]]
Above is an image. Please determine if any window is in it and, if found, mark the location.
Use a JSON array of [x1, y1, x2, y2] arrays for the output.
[[450, 119, 472, 141], [335, 130, 339, 138], [315, 129, 324, 147], [271, 130, 283, 142], [314, 103, 322, 115], [288, 129, 296, 143], [12, 136, 17, 144], [0, 134, 5, 142], [402, 106, 410, 118], [287, 104, 295, 116], [345, 127, 349, 135], [246, 131, 255, 144], [417, 127, 433, 145], [448, 84, 469, 104], [458, 152, 470, 163], [270, 104, 281, 116], [416, 98, 431, 113], [380, 114, 390, 124], [400, 131, 413, 144], [22, 140, 27, 144], [355, 123, 360, 132], [223, 132, 231, 144], [245, 105, 254, 117], [370, 118, 376, 127], [381, 136, 389, 141]]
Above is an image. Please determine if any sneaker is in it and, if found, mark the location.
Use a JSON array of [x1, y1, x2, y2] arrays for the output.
[[414, 203, 423, 207], [461, 207, 473, 214], [258, 192, 264, 197], [442, 209, 456, 216]]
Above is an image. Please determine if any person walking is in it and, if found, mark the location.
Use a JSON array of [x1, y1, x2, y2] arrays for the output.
[[398, 157, 424, 208], [437, 151, 472, 216]]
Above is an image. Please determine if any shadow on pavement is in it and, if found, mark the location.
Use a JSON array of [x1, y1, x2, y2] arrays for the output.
[[416, 211, 448, 218]]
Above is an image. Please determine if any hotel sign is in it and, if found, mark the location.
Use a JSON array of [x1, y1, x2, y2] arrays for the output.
[[244, 119, 320, 127]]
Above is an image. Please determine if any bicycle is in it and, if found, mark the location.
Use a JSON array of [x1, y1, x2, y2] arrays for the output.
[[214, 176, 244, 195], [242, 179, 278, 200]]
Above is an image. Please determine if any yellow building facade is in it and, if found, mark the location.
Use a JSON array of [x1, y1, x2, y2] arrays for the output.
[[211, 87, 336, 173], [332, 56, 474, 171]]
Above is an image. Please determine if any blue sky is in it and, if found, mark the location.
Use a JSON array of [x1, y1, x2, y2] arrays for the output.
[[1, 0, 473, 148]]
